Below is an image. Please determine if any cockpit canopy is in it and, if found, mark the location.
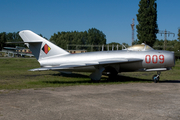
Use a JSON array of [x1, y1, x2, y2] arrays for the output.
[[124, 43, 154, 51]]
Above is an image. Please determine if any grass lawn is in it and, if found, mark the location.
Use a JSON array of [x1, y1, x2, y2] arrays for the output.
[[0, 58, 179, 90]]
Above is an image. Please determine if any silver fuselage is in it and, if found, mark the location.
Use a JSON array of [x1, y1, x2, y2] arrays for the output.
[[39, 50, 175, 73]]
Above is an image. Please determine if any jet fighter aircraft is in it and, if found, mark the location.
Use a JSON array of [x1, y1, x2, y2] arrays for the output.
[[17, 30, 175, 83]]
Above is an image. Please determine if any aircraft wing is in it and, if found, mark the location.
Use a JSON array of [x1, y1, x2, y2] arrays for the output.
[[29, 58, 143, 71]]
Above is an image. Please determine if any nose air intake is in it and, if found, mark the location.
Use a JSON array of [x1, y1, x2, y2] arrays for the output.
[[167, 51, 175, 68]]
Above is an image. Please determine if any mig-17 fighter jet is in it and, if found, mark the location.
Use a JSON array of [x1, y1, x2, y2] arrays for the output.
[[16, 30, 175, 83]]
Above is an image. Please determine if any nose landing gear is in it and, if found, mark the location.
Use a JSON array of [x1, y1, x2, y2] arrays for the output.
[[152, 71, 161, 83]]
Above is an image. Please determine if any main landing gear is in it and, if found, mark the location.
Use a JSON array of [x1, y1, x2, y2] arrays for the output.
[[152, 71, 161, 83], [90, 67, 105, 83]]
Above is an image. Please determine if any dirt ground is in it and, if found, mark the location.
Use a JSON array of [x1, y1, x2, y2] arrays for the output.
[[0, 82, 180, 120]]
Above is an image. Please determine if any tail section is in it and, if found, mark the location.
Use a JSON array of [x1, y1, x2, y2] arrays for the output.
[[19, 30, 69, 60]]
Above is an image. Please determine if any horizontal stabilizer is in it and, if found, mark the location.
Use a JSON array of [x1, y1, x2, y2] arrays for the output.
[[29, 64, 86, 71]]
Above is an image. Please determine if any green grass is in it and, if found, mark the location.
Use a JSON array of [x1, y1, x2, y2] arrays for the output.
[[0, 58, 180, 90]]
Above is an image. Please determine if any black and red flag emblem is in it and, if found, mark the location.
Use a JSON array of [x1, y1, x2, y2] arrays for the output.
[[42, 44, 51, 54]]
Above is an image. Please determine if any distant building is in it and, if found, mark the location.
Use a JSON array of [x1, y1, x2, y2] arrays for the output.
[[1, 48, 16, 57], [17, 49, 32, 54], [1, 47, 34, 57], [67, 50, 87, 54]]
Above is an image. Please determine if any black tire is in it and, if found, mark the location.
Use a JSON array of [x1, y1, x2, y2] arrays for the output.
[[152, 75, 159, 83]]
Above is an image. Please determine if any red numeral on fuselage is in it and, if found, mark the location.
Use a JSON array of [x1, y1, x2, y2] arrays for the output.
[[145, 55, 164, 64], [145, 55, 151, 63], [152, 55, 158, 63], [159, 55, 164, 63]]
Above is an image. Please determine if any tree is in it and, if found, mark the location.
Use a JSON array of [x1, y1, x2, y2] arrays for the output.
[[39, 34, 48, 40], [6, 32, 24, 47], [50, 28, 106, 51], [136, 0, 158, 47], [132, 39, 139, 45], [153, 39, 180, 51], [0, 32, 6, 50], [86, 28, 106, 51], [178, 28, 180, 42], [87, 28, 106, 45]]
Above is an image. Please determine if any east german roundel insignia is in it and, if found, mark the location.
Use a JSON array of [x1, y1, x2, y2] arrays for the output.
[[42, 44, 51, 54]]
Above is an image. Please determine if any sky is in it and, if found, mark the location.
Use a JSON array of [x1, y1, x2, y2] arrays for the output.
[[0, 0, 180, 45]]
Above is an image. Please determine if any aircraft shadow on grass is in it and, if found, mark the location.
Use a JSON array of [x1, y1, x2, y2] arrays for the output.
[[24, 72, 180, 84], [52, 72, 89, 78], [41, 72, 180, 84], [42, 73, 149, 84]]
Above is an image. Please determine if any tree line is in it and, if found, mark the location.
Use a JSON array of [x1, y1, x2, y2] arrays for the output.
[[50, 28, 106, 51], [0, 28, 107, 51], [1, 28, 180, 52], [0, 31, 25, 50]]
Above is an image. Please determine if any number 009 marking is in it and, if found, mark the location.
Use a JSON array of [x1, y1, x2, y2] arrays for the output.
[[145, 55, 164, 64]]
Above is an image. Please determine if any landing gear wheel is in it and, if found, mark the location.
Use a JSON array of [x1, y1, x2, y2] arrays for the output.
[[152, 75, 159, 83]]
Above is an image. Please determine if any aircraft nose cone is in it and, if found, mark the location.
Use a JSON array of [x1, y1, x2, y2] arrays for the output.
[[164, 51, 175, 68]]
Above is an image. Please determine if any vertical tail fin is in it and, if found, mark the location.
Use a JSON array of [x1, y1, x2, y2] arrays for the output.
[[19, 30, 69, 60]]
